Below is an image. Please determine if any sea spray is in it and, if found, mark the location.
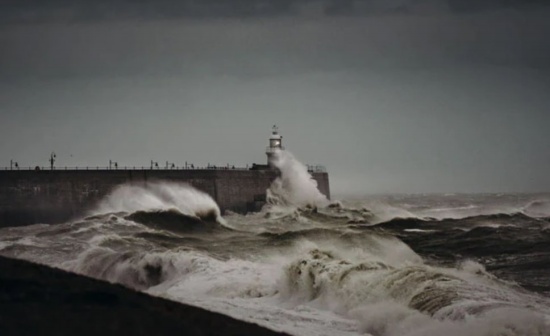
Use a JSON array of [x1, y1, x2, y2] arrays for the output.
[[1, 192, 550, 336], [523, 199, 550, 218], [351, 303, 548, 336], [93, 182, 224, 223], [266, 149, 329, 208], [280, 247, 550, 336]]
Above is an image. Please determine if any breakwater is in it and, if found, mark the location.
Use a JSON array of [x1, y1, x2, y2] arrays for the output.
[[0, 169, 330, 226]]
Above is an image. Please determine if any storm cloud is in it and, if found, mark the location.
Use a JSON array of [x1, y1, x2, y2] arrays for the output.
[[1, 0, 549, 22], [1, 0, 549, 194]]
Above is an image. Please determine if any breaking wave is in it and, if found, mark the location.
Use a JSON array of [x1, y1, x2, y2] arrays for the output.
[[0, 176, 549, 336], [266, 149, 329, 209], [92, 182, 225, 224], [125, 209, 228, 234], [524, 200, 550, 218], [371, 212, 548, 233], [281, 248, 550, 336], [66, 247, 183, 289], [349, 195, 550, 224]]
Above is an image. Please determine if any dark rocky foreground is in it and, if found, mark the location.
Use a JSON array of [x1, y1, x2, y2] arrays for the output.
[[0, 256, 288, 336]]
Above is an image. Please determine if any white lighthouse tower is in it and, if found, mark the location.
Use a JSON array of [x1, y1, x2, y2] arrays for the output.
[[266, 125, 284, 167]]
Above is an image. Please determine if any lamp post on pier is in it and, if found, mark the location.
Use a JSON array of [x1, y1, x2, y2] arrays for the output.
[[10, 160, 19, 170], [109, 160, 119, 170]]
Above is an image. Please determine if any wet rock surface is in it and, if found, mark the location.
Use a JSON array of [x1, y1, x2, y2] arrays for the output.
[[0, 256, 287, 336]]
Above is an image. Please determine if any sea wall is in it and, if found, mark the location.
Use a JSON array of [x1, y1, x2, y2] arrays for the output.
[[0, 169, 330, 226]]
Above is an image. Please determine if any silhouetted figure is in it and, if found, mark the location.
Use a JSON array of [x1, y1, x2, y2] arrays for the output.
[[49, 152, 56, 170]]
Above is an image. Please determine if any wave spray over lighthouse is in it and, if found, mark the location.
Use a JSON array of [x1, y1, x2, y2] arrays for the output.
[[0, 126, 330, 225]]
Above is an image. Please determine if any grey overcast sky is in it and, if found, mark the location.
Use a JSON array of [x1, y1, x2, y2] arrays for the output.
[[1, 0, 549, 194]]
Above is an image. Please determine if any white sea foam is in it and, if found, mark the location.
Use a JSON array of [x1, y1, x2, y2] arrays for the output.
[[266, 149, 329, 209], [2, 219, 550, 336], [523, 199, 550, 218], [345, 195, 550, 222], [341, 200, 420, 224], [278, 246, 550, 335], [352, 303, 548, 336], [93, 182, 224, 223], [64, 246, 190, 289], [1, 189, 549, 336], [136, 239, 549, 336], [0, 241, 12, 251]]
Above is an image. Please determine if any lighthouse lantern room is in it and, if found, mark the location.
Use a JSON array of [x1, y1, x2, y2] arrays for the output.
[[266, 125, 284, 166]]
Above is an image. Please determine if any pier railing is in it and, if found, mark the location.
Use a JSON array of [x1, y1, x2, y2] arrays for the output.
[[306, 165, 327, 173], [2, 164, 328, 173], [1, 166, 251, 171]]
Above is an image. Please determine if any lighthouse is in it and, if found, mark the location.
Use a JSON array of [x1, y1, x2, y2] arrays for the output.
[[266, 125, 284, 167]]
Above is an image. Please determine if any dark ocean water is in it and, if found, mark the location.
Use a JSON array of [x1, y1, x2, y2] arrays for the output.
[[0, 152, 549, 336]]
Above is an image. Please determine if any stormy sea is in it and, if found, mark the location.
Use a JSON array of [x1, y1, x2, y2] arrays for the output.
[[1, 151, 549, 336]]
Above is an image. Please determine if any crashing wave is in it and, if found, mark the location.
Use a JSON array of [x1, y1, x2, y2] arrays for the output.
[[281, 248, 550, 335], [124, 209, 228, 234], [266, 149, 329, 209], [92, 182, 225, 224], [523, 199, 550, 218]]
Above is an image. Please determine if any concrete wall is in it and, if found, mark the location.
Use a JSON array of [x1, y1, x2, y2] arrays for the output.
[[0, 169, 330, 226], [314, 172, 331, 201]]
